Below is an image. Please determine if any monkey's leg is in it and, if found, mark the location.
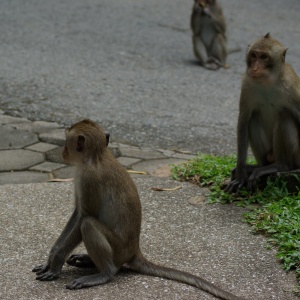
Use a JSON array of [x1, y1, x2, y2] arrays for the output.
[[207, 34, 227, 70], [66, 216, 120, 289], [67, 254, 96, 268], [192, 35, 208, 66], [226, 114, 272, 193], [249, 113, 273, 167], [248, 112, 299, 190]]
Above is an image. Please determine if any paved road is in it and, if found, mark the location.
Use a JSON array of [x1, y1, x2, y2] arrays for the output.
[[0, 0, 299, 153]]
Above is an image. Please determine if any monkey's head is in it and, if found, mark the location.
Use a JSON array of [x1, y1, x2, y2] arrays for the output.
[[62, 119, 108, 165], [246, 33, 287, 82], [193, 0, 215, 13]]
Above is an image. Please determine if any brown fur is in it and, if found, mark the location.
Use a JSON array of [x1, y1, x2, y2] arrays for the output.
[[226, 34, 300, 192]]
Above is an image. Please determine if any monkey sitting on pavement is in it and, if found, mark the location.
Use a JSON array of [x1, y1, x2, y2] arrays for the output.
[[33, 119, 245, 300], [191, 0, 227, 70]]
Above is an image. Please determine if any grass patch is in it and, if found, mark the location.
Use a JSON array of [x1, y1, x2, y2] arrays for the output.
[[171, 153, 300, 285]]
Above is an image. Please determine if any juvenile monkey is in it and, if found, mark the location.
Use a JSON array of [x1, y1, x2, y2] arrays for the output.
[[33, 119, 244, 300], [191, 0, 227, 70], [226, 33, 300, 193]]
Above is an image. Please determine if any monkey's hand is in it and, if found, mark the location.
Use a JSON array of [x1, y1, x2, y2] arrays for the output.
[[247, 164, 281, 191], [224, 167, 248, 193], [202, 7, 211, 17], [67, 254, 96, 268], [32, 263, 61, 281]]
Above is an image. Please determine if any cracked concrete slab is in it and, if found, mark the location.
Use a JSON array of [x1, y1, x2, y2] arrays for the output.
[[30, 162, 65, 173], [25, 142, 58, 153], [0, 126, 38, 150], [132, 158, 186, 176], [0, 171, 49, 184], [0, 149, 44, 171], [39, 129, 66, 146]]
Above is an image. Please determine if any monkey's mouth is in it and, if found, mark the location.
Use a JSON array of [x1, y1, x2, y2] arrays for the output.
[[248, 70, 265, 79], [251, 74, 263, 78]]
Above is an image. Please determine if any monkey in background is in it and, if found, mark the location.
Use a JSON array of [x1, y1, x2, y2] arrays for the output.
[[33, 119, 244, 300], [226, 33, 300, 193], [191, 0, 227, 70]]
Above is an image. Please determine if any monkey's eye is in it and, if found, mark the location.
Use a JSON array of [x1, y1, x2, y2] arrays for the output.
[[260, 54, 268, 60], [250, 53, 256, 59]]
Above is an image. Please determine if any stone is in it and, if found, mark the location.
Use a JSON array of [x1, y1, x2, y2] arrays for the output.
[[45, 146, 64, 164], [188, 195, 206, 206], [8, 120, 60, 133], [157, 149, 175, 157], [131, 158, 186, 177], [117, 157, 141, 168], [0, 126, 38, 150], [31, 121, 61, 133], [108, 143, 121, 158], [0, 115, 30, 124], [51, 166, 75, 179], [0, 171, 49, 185], [39, 129, 66, 146], [119, 146, 165, 160], [30, 162, 66, 172], [25, 142, 58, 153], [0, 149, 44, 171], [171, 153, 196, 160]]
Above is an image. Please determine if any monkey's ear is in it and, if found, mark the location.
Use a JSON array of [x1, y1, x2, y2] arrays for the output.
[[282, 48, 288, 62], [264, 33, 270, 39], [105, 133, 110, 147], [76, 134, 85, 152]]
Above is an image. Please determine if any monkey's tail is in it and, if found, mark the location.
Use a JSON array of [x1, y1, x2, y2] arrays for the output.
[[127, 251, 245, 300]]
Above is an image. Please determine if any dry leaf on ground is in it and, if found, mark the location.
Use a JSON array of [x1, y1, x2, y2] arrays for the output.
[[151, 186, 182, 192]]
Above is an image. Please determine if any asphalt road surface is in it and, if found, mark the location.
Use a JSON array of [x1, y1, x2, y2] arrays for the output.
[[0, 0, 299, 154]]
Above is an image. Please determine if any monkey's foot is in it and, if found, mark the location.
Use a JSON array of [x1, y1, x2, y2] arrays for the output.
[[204, 62, 220, 70], [67, 254, 96, 268], [204, 57, 222, 70], [33, 263, 62, 280], [35, 270, 60, 281], [247, 165, 281, 191], [32, 263, 50, 274], [224, 179, 246, 193], [66, 273, 112, 289]]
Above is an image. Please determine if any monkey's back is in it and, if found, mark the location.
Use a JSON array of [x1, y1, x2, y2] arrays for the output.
[[75, 149, 142, 252]]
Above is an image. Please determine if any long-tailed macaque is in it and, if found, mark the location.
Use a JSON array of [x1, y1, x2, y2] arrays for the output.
[[226, 33, 300, 193], [191, 0, 227, 70], [33, 119, 244, 300]]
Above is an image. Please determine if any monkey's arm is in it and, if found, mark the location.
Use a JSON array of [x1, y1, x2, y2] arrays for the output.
[[225, 93, 251, 193], [247, 104, 300, 190], [191, 10, 200, 34], [210, 6, 226, 34], [32, 209, 82, 280]]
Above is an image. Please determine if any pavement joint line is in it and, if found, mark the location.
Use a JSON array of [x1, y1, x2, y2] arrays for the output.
[[0, 113, 195, 185]]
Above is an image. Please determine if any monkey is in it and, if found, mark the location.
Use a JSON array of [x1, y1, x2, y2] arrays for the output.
[[226, 33, 300, 193], [191, 0, 227, 70], [32, 119, 244, 300]]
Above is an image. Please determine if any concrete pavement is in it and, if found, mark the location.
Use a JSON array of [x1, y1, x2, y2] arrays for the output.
[[0, 112, 298, 299], [0, 178, 296, 300]]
